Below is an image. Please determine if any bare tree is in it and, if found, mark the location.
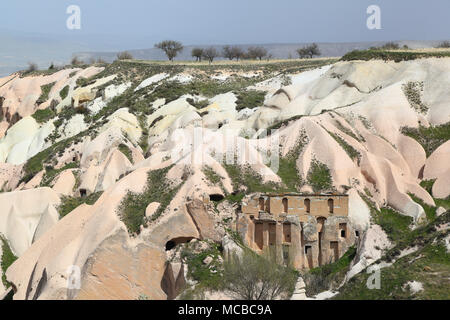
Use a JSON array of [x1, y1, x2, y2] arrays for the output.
[[436, 40, 450, 48], [202, 47, 219, 64], [247, 46, 268, 60], [155, 40, 184, 61], [96, 58, 107, 64], [296, 43, 321, 59], [232, 46, 245, 61], [223, 249, 297, 300], [379, 42, 399, 50], [222, 45, 245, 61], [117, 51, 133, 60], [71, 56, 84, 66], [191, 48, 204, 62], [222, 45, 234, 60], [26, 62, 38, 73]]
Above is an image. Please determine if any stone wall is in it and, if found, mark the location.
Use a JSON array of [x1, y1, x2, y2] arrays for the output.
[[238, 193, 356, 270]]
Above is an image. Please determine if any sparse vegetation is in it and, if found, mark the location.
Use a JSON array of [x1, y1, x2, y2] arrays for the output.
[[334, 211, 450, 300], [222, 45, 245, 61], [247, 47, 268, 60], [21, 130, 89, 184], [297, 43, 321, 59], [223, 249, 297, 300], [202, 47, 219, 64], [264, 115, 303, 134], [379, 42, 400, 50], [276, 136, 308, 192], [155, 40, 184, 61], [306, 159, 333, 193], [36, 82, 56, 105], [58, 192, 103, 218], [118, 165, 184, 235], [401, 122, 450, 157], [191, 48, 204, 62], [181, 240, 224, 290], [117, 51, 133, 60], [59, 85, 70, 100], [223, 163, 281, 194], [327, 130, 361, 164], [234, 89, 266, 111], [402, 81, 428, 114], [436, 41, 450, 48], [31, 108, 56, 123], [71, 56, 84, 66], [26, 62, 38, 73], [186, 97, 209, 109], [40, 162, 79, 187], [303, 246, 356, 296], [118, 143, 133, 164], [1, 235, 18, 288], [203, 166, 222, 185], [342, 49, 450, 62]]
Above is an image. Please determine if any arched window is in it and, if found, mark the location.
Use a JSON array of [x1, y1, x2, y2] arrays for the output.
[[304, 198, 311, 213], [282, 198, 288, 213], [259, 197, 265, 211], [328, 198, 334, 214]]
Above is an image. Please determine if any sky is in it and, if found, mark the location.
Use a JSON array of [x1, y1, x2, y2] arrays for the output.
[[1, 0, 449, 47]]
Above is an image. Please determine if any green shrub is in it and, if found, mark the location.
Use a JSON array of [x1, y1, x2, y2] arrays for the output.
[[234, 90, 266, 111], [409, 193, 437, 222], [0, 235, 18, 288], [203, 166, 222, 185], [374, 206, 413, 244], [58, 191, 103, 218], [59, 85, 70, 100], [401, 122, 450, 157], [21, 130, 88, 184], [186, 97, 209, 109], [402, 81, 428, 114], [306, 160, 333, 192], [264, 115, 303, 135], [36, 82, 56, 105], [223, 163, 281, 194], [181, 241, 223, 290], [327, 130, 361, 164], [118, 165, 184, 235], [223, 249, 297, 300], [420, 179, 436, 194], [118, 144, 133, 164], [304, 246, 356, 296], [31, 108, 55, 123], [40, 162, 79, 187], [342, 49, 450, 62], [334, 211, 450, 300]]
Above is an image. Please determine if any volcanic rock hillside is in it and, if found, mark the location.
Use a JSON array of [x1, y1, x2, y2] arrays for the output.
[[0, 55, 448, 299]]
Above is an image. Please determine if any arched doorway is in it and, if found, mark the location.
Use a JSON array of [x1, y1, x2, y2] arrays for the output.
[[316, 217, 327, 266], [282, 198, 288, 213], [165, 237, 195, 251], [304, 198, 311, 213], [259, 197, 265, 211], [328, 198, 334, 214]]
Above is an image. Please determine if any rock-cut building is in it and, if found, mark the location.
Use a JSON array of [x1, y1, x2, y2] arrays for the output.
[[236, 193, 357, 270]]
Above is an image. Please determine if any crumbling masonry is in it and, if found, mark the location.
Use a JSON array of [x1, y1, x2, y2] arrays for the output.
[[237, 193, 356, 270]]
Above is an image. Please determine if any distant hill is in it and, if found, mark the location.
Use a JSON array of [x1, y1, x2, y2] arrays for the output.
[[76, 40, 447, 63], [0, 28, 447, 77]]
